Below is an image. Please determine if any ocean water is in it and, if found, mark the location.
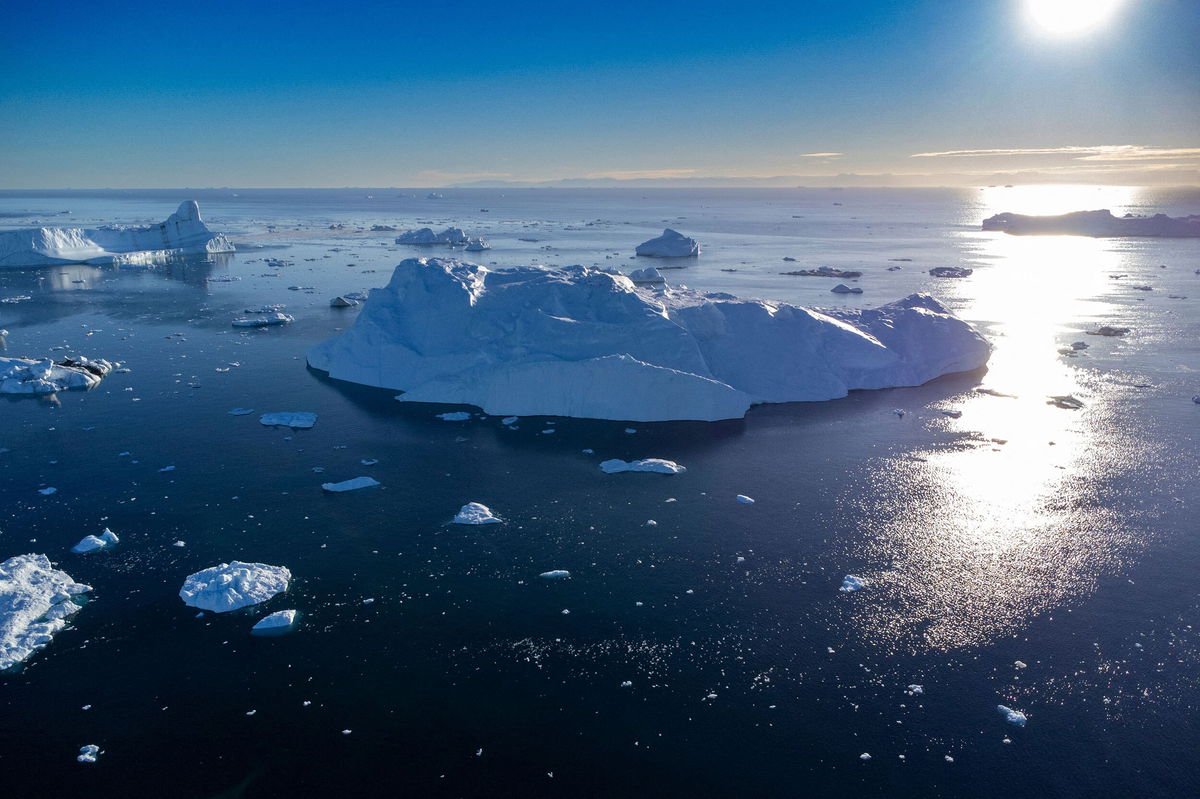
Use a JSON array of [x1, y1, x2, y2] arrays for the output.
[[1, 187, 1198, 798]]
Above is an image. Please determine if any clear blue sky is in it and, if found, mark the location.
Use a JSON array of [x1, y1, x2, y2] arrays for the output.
[[1, 0, 1196, 187]]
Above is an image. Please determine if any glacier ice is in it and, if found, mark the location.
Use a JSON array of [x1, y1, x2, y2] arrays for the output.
[[307, 258, 991, 422], [178, 561, 291, 612], [635, 229, 700, 257], [251, 609, 298, 632], [983, 209, 1200, 238], [1, 554, 92, 671], [70, 528, 119, 554], [1, 356, 118, 395], [0, 201, 234, 267], [396, 227, 469, 246], [452, 502, 501, 524], [599, 458, 686, 474]]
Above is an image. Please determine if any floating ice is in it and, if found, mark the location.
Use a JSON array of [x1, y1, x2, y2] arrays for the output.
[[830, 283, 863, 294], [251, 609, 297, 632], [178, 561, 291, 612], [628, 266, 665, 284], [396, 227, 469, 246], [860, 753, 872, 761], [452, 502, 501, 524], [928, 266, 973, 278], [307, 259, 990, 422], [635, 229, 700, 257], [437, 411, 472, 421], [232, 312, 293, 328], [0, 201, 235, 267], [38, 487, 58, 495], [839, 575, 866, 592], [0, 554, 92, 671], [464, 238, 490, 252], [599, 458, 686, 474], [736, 494, 755, 504], [321, 476, 380, 492], [997, 705, 1027, 726], [259, 412, 317, 429], [500, 416, 519, 425], [907, 684, 924, 695], [539, 570, 571, 579], [1086, 325, 1130, 337], [70, 528, 118, 554], [983, 209, 1200, 238], [1, 356, 118, 395], [227, 408, 255, 416], [77, 745, 101, 763]]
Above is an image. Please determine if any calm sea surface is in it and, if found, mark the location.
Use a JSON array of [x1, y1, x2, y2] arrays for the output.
[[1, 187, 1198, 798]]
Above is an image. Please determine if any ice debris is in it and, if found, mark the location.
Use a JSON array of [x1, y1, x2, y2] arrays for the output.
[[178, 562, 291, 612], [395, 227, 469, 246], [736, 494, 755, 504], [831, 283, 863, 294]]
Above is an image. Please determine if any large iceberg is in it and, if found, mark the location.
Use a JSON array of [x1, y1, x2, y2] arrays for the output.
[[982, 210, 1200, 238], [635, 229, 700, 257], [396, 227, 470, 246], [178, 562, 291, 612], [307, 258, 990, 422], [0, 201, 235, 267], [1, 356, 118, 395], [1, 554, 92, 671]]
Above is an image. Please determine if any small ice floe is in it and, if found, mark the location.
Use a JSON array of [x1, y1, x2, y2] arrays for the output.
[[839, 575, 866, 593], [178, 562, 291, 612], [736, 494, 755, 504], [599, 458, 685, 475], [232, 312, 293, 328], [501, 416, 519, 425], [1086, 325, 1130, 337], [330, 296, 358, 308], [1047, 395, 1085, 410], [360, 459, 378, 466], [624, 428, 637, 434], [362, 598, 375, 604], [1, 554, 92, 670], [71, 528, 119, 554], [251, 609, 298, 634], [628, 266, 665, 284], [259, 412, 317, 429], [928, 266, 973, 278], [321, 476, 381, 493], [1192, 396, 1200, 404], [635, 229, 700, 258], [906, 684, 924, 696], [452, 502, 501, 525], [77, 745, 101, 763], [38, 487, 58, 495], [620, 680, 633, 688], [1014, 660, 1027, 669], [892, 408, 905, 417], [227, 408, 255, 416], [859, 753, 872, 761], [539, 570, 571, 579], [173, 541, 186, 547], [437, 411, 472, 421], [830, 283, 863, 294], [997, 705, 1027, 727], [1, 356, 119, 395], [159, 465, 176, 473], [944, 755, 955, 763]]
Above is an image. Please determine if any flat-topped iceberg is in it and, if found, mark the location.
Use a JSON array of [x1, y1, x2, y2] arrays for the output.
[[179, 561, 291, 612], [1, 554, 92, 671], [599, 458, 686, 474], [396, 227, 470, 246], [0, 201, 234, 267], [1, 356, 119, 395], [983, 209, 1200, 238], [636, 228, 700, 257], [307, 258, 990, 422]]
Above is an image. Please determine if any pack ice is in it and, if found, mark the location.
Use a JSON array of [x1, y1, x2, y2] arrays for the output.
[[307, 258, 991, 422], [178, 562, 291, 612], [1, 356, 118, 395], [0, 201, 235, 267], [983, 209, 1200, 238], [0, 554, 92, 671]]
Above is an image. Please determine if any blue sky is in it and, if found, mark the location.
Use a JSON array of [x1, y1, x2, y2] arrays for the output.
[[1, 0, 1196, 187]]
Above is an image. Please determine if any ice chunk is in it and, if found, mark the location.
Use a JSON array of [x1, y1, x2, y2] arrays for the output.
[[251, 609, 297, 632], [997, 705, 1027, 726], [628, 266, 665, 284], [227, 408, 255, 415], [539, 570, 571, 579], [0, 201, 235, 268], [178, 561, 291, 612], [500, 416, 519, 425], [321, 476, 381, 492], [232, 312, 293, 328], [599, 458, 686, 474], [70, 528, 119, 554], [0, 554, 92, 671], [735, 494, 755, 504], [983, 209, 1200, 238], [830, 283, 863, 294], [907, 684, 924, 695], [307, 259, 990, 422], [464, 238, 490, 252], [635, 229, 700, 257], [38, 487, 58, 495], [330, 296, 358, 308], [928, 266, 972, 278], [839, 575, 866, 592], [259, 412, 317, 429], [437, 411, 472, 421], [452, 502, 501, 524], [1, 356, 118, 395], [860, 753, 872, 761], [77, 745, 101, 763], [396, 227, 470, 246]]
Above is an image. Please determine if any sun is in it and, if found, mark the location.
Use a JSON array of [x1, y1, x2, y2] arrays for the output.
[[1024, 0, 1123, 36]]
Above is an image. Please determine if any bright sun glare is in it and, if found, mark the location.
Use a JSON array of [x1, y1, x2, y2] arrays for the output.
[[1025, 0, 1123, 36]]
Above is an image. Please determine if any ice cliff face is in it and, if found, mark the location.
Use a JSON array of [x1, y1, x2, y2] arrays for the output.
[[982, 209, 1200, 238], [0, 201, 235, 267], [307, 258, 991, 422]]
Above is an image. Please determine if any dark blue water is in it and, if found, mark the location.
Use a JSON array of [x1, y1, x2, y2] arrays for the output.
[[1, 188, 1198, 798]]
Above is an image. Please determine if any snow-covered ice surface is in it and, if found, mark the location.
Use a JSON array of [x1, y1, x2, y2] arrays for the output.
[[307, 258, 990, 421], [0, 201, 234, 267], [1, 356, 118, 395], [983, 209, 1200, 237], [70, 528, 118, 554], [178, 562, 291, 612], [599, 458, 686, 474], [635, 228, 700, 257], [321, 476, 380, 492], [0, 554, 92, 671], [452, 502, 501, 524]]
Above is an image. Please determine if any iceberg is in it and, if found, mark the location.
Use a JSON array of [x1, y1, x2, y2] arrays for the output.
[[1, 356, 119, 395], [232, 312, 293, 328], [452, 502, 501, 524], [259, 412, 317, 428], [77, 745, 101, 763], [464, 237, 491, 252], [628, 267, 665, 284], [0, 554, 92, 671], [539, 570, 571, 579], [70, 528, 119, 554], [321, 476, 380, 492], [929, 267, 972, 278], [635, 229, 700, 257], [0, 201, 234, 267], [839, 575, 866, 592], [997, 705, 1028, 726], [983, 209, 1200, 238], [830, 283, 862, 294], [178, 561, 291, 612], [307, 258, 991, 422], [251, 609, 297, 632], [395, 227, 469, 246], [599, 458, 686, 474]]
